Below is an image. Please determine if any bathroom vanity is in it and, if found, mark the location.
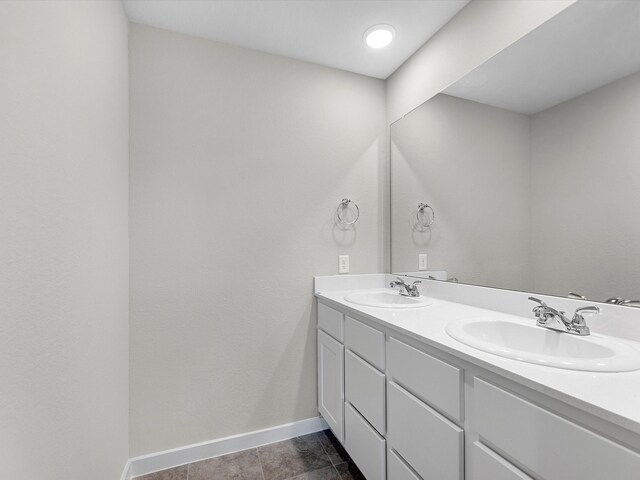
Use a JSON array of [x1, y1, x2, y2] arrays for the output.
[[315, 275, 640, 480]]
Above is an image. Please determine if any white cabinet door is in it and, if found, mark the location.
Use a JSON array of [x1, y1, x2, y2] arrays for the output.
[[318, 329, 344, 442]]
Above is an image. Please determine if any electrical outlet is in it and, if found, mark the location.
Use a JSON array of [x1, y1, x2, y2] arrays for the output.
[[418, 254, 428, 271], [339, 255, 350, 274]]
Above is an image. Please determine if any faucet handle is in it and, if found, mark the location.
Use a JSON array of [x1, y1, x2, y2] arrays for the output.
[[528, 297, 551, 322], [568, 292, 586, 299], [573, 306, 600, 325], [574, 305, 600, 316], [528, 296, 547, 307], [571, 306, 599, 335]]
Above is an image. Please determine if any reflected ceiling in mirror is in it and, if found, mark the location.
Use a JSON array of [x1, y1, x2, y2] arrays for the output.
[[390, 0, 640, 305]]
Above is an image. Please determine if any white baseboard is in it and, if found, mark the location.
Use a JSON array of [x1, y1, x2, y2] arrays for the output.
[[120, 460, 131, 480], [125, 416, 329, 479]]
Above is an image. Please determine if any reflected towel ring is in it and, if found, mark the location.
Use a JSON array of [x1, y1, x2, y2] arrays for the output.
[[337, 198, 360, 226], [416, 203, 435, 228]]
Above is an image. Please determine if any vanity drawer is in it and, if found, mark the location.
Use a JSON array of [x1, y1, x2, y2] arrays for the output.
[[345, 349, 385, 435], [345, 402, 386, 480], [474, 378, 640, 480], [470, 441, 533, 480], [388, 449, 421, 480], [318, 303, 344, 342], [344, 316, 385, 370], [388, 381, 463, 480], [388, 337, 463, 421]]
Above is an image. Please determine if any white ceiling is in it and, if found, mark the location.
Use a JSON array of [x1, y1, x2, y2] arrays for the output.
[[122, 0, 469, 79], [444, 0, 640, 115]]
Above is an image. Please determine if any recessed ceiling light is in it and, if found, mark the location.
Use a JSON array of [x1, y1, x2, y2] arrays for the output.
[[364, 25, 395, 49]]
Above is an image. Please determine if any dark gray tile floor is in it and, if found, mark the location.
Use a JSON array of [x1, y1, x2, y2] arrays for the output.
[[135, 430, 365, 480]]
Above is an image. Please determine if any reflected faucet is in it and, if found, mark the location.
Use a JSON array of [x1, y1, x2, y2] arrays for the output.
[[605, 297, 640, 307]]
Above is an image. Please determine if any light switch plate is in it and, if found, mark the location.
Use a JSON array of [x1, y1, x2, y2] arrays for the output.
[[418, 254, 428, 271], [339, 255, 350, 274]]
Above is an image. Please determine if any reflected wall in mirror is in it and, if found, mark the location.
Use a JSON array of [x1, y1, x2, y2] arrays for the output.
[[390, 0, 640, 305]]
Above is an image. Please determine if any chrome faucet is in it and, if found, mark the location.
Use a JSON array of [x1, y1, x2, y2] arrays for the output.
[[605, 297, 640, 307], [620, 300, 640, 307], [390, 277, 421, 297], [528, 297, 599, 336]]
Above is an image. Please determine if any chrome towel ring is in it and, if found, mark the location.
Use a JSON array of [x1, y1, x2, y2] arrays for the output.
[[337, 198, 360, 226], [416, 203, 435, 228]]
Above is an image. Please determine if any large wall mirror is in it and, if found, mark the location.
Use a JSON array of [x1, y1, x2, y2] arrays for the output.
[[390, 0, 640, 305]]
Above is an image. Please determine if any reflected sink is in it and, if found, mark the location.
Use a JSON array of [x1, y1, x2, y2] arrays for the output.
[[344, 290, 433, 309], [445, 318, 640, 372]]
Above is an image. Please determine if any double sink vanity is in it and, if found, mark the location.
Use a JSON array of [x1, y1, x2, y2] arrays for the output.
[[318, 3, 640, 479], [315, 274, 640, 480]]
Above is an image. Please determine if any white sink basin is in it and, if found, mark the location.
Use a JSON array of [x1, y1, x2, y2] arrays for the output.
[[344, 290, 433, 309], [446, 318, 640, 372]]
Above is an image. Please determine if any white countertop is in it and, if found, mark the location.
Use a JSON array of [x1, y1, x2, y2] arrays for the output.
[[317, 287, 640, 437]]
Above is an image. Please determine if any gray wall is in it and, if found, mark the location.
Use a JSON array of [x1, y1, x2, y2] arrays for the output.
[[0, 1, 129, 479], [530, 70, 640, 300], [391, 94, 531, 290], [129, 24, 387, 455]]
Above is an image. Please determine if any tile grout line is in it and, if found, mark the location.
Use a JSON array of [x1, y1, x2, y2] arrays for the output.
[[315, 431, 336, 475], [318, 431, 344, 468], [317, 431, 330, 460], [273, 431, 334, 480], [334, 462, 347, 480], [319, 430, 339, 466], [315, 431, 344, 479], [256, 446, 266, 480]]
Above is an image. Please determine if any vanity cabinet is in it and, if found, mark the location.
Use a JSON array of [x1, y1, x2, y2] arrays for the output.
[[318, 304, 387, 478], [317, 307, 344, 442], [317, 300, 640, 480]]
